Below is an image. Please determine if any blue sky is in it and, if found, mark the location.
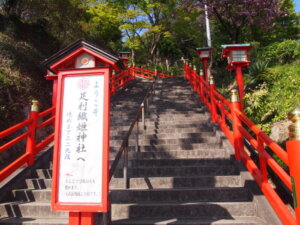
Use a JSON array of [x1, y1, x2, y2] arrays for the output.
[[295, 0, 300, 12]]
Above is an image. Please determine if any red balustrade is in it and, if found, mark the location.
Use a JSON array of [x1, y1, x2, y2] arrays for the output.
[[110, 68, 135, 95], [183, 61, 297, 225], [0, 104, 55, 182], [130, 66, 174, 79]]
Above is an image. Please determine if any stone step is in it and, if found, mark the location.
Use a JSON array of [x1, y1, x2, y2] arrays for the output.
[[111, 202, 256, 220], [146, 112, 209, 119], [0, 202, 67, 218], [13, 189, 51, 202], [129, 158, 234, 167], [0, 217, 68, 225], [110, 137, 220, 148], [127, 143, 222, 152], [110, 132, 215, 141], [110, 187, 251, 203], [148, 108, 204, 113], [110, 117, 211, 126], [36, 169, 52, 179], [110, 217, 266, 225], [26, 178, 52, 189], [110, 120, 213, 129], [123, 149, 231, 160], [110, 127, 215, 136], [110, 175, 242, 189], [113, 165, 238, 178]]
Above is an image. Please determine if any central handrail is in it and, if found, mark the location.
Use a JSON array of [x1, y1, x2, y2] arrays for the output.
[[109, 74, 158, 188]]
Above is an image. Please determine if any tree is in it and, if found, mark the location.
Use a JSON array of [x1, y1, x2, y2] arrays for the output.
[[182, 0, 284, 43], [109, 0, 178, 65], [249, 0, 299, 44], [119, 7, 150, 64], [79, 1, 123, 47]]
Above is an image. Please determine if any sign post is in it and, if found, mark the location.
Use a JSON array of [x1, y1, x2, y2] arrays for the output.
[[51, 68, 110, 225]]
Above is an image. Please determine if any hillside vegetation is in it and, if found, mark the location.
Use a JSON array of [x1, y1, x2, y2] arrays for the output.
[[0, 17, 57, 129], [244, 40, 300, 133]]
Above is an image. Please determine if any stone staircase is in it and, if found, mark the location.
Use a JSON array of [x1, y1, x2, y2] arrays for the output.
[[109, 78, 277, 225], [0, 77, 279, 224]]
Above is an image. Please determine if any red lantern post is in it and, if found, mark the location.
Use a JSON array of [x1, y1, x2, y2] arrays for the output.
[[222, 44, 252, 110], [119, 51, 130, 67], [196, 47, 212, 83]]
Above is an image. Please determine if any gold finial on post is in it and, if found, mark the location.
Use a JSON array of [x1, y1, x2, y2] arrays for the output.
[[230, 89, 240, 103], [31, 100, 39, 112], [209, 76, 214, 85], [193, 65, 197, 70], [288, 108, 300, 140]]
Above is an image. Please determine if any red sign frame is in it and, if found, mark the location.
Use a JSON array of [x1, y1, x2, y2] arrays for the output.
[[51, 68, 110, 212]]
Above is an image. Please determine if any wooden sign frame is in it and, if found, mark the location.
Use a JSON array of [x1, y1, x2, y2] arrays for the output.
[[51, 68, 110, 212]]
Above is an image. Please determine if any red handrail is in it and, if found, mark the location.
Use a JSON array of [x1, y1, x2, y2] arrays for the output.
[[183, 62, 296, 225], [130, 66, 174, 79], [0, 105, 55, 182]]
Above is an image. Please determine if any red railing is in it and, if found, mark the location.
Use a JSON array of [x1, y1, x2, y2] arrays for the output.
[[130, 66, 174, 79], [183, 62, 296, 225], [0, 66, 170, 183], [110, 66, 173, 95], [0, 105, 55, 183], [110, 68, 135, 95]]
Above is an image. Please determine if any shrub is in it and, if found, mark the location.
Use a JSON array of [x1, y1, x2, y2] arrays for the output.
[[244, 62, 300, 133], [258, 40, 300, 65]]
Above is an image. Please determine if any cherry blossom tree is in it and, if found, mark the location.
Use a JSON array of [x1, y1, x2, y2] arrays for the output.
[[182, 0, 284, 43]]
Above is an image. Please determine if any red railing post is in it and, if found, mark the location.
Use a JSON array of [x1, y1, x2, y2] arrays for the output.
[[235, 65, 245, 110], [25, 100, 39, 166], [209, 76, 217, 122], [192, 65, 197, 92], [194, 66, 199, 94], [257, 135, 268, 183], [80, 212, 94, 225], [220, 100, 226, 127], [111, 71, 116, 95], [189, 64, 192, 84], [131, 64, 135, 79], [203, 59, 209, 83], [184, 61, 188, 80], [199, 69, 204, 103], [120, 72, 125, 89], [230, 89, 243, 161], [69, 212, 80, 225], [183, 61, 186, 78], [187, 63, 190, 81], [286, 108, 300, 224]]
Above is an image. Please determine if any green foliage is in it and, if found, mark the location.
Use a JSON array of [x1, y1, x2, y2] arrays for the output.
[[251, 0, 299, 45], [80, 1, 123, 45], [244, 62, 300, 133], [249, 60, 269, 76], [258, 40, 300, 65]]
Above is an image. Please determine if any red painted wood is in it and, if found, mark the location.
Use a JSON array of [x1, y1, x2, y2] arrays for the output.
[[287, 140, 300, 224], [51, 68, 109, 212]]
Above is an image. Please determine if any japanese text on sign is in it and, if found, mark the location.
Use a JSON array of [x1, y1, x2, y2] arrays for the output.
[[59, 75, 104, 203]]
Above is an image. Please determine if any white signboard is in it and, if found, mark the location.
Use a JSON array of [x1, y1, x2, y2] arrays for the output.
[[58, 75, 104, 203]]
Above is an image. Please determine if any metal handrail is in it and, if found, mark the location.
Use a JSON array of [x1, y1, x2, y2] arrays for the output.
[[109, 73, 158, 188]]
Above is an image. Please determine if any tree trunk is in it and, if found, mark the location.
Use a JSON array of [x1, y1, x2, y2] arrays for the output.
[[131, 49, 135, 65]]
